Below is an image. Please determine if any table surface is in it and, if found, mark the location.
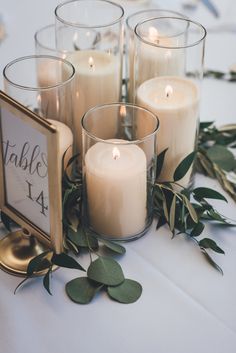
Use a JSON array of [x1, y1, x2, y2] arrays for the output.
[[0, 1, 236, 353]]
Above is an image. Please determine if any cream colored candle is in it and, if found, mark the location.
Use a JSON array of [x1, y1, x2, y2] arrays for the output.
[[67, 50, 121, 153], [85, 140, 147, 238], [47, 119, 73, 174], [129, 27, 185, 101], [137, 76, 199, 187]]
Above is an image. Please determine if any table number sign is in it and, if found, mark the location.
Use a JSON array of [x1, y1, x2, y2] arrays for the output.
[[0, 91, 63, 270]]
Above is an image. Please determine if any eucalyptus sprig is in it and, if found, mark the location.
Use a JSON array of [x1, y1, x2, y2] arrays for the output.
[[204, 69, 236, 82], [197, 122, 236, 201], [154, 149, 235, 275]]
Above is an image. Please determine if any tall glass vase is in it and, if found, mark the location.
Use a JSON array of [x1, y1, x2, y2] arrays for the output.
[[134, 17, 207, 188], [55, 0, 124, 154]]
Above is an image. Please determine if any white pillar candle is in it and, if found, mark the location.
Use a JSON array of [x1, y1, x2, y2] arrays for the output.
[[129, 27, 185, 100], [47, 119, 73, 174], [67, 50, 121, 153], [85, 140, 147, 238], [137, 76, 199, 187]]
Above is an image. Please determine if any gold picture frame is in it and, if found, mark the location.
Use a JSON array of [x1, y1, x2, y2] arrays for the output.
[[0, 91, 63, 258]]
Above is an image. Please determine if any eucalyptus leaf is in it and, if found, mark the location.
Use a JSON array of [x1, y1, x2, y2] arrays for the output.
[[182, 196, 198, 223], [51, 253, 85, 272], [200, 121, 214, 129], [87, 256, 125, 286], [27, 251, 52, 276], [156, 148, 168, 179], [203, 209, 227, 223], [107, 279, 142, 304], [173, 151, 196, 182], [201, 249, 223, 275], [0, 211, 12, 232], [206, 145, 235, 172], [43, 267, 52, 295], [193, 187, 227, 202], [99, 239, 126, 255], [169, 195, 176, 232], [199, 238, 225, 254], [66, 277, 103, 304], [67, 227, 98, 249], [156, 216, 167, 230], [162, 192, 169, 222], [65, 238, 79, 254], [190, 222, 205, 237], [204, 209, 236, 226]]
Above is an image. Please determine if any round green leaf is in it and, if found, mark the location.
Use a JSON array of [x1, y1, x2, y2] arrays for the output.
[[87, 256, 125, 286], [206, 145, 236, 172], [66, 277, 102, 304], [107, 279, 142, 304]]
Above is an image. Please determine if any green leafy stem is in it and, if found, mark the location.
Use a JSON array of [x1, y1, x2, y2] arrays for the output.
[[1, 121, 236, 304]]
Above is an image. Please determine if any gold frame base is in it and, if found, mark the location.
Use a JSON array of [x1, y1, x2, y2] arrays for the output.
[[0, 230, 53, 277]]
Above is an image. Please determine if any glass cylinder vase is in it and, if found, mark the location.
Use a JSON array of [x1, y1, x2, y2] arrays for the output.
[[3, 55, 76, 169], [55, 0, 124, 154], [35, 24, 66, 57], [3, 55, 75, 130], [134, 17, 207, 188], [82, 103, 159, 241], [126, 9, 187, 102]]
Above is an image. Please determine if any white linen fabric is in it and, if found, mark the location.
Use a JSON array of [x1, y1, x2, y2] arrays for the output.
[[0, 1, 236, 352]]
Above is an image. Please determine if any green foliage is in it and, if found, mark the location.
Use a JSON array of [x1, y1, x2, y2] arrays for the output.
[[107, 279, 142, 304], [197, 122, 236, 202], [66, 277, 103, 304], [173, 151, 196, 182], [10, 120, 236, 303], [87, 257, 124, 286]]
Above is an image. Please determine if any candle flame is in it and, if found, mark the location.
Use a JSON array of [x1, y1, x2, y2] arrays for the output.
[[120, 105, 126, 117], [88, 56, 95, 69], [165, 85, 173, 98], [148, 26, 159, 43], [112, 147, 120, 160]]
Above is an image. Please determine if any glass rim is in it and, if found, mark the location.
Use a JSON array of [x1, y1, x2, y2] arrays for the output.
[[81, 102, 159, 145], [3, 55, 75, 91], [34, 24, 60, 53], [134, 16, 207, 49], [55, 0, 124, 29], [126, 8, 187, 31]]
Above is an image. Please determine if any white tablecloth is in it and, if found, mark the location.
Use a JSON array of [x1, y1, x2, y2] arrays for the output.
[[0, 1, 236, 353]]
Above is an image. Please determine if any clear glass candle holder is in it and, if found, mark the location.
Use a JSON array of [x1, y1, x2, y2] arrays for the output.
[[35, 24, 66, 57], [134, 17, 207, 188], [82, 103, 159, 241], [55, 0, 124, 154], [3, 55, 75, 129], [126, 9, 187, 102]]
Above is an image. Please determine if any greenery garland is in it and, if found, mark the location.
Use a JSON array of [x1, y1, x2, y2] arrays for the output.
[[1, 121, 236, 305]]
